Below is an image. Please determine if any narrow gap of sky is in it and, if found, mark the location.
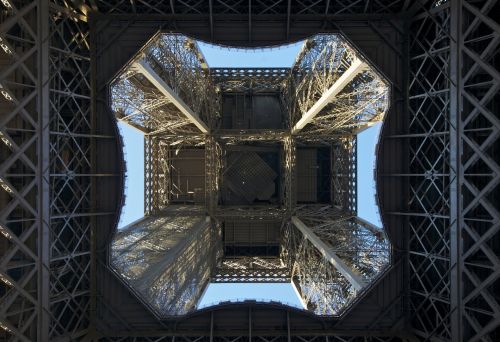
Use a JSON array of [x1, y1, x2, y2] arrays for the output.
[[198, 283, 304, 309], [357, 123, 383, 226], [197, 41, 303, 67], [118, 121, 144, 228]]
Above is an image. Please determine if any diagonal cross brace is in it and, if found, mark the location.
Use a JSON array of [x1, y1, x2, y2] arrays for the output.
[[292, 58, 368, 134], [292, 216, 366, 291], [133, 59, 209, 133]]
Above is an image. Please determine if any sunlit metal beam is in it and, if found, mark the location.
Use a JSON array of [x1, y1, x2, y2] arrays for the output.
[[291, 216, 366, 291], [292, 58, 368, 134], [133, 59, 209, 133]]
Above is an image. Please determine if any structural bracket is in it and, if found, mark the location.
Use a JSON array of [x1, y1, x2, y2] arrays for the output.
[[291, 216, 366, 291], [134, 59, 209, 133], [292, 58, 368, 133]]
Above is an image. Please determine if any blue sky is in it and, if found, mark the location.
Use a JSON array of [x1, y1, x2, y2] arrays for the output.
[[357, 123, 382, 226], [117, 41, 382, 308], [117, 121, 145, 228], [198, 283, 304, 309]]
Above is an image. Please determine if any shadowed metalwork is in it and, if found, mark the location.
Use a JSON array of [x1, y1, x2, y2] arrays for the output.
[[0, 0, 498, 341], [108, 32, 391, 318]]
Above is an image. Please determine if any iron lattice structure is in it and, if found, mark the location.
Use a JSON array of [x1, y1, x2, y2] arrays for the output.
[[106, 31, 390, 317], [0, 1, 498, 342]]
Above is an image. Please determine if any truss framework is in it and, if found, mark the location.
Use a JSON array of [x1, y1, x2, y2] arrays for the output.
[[110, 215, 221, 316], [111, 33, 218, 135], [407, 1, 500, 341], [212, 256, 290, 283], [1, 0, 498, 341], [111, 32, 391, 318], [287, 34, 389, 136]]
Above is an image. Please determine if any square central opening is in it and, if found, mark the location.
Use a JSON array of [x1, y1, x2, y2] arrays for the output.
[[220, 142, 283, 206]]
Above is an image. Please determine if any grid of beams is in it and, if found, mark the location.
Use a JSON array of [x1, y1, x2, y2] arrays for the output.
[[110, 33, 217, 135], [111, 216, 221, 316], [408, 1, 500, 341], [111, 32, 390, 318], [212, 256, 289, 283], [288, 34, 389, 136], [0, 1, 100, 340], [1, 0, 498, 341]]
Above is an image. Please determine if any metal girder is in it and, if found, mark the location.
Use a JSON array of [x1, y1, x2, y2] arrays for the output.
[[212, 256, 290, 283], [134, 60, 209, 133], [292, 58, 368, 133], [211, 68, 289, 92], [0, 1, 104, 340], [292, 217, 366, 291], [282, 220, 357, 315], [286, 34, 389, 136], [408, 1, 500, 341], [10, 0, 499, 339], [110, 33, 218, 135], [88, 1, 409, 18], [110, 215, 221, 316]]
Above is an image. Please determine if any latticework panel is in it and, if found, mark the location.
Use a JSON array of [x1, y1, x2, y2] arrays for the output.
[[111, 216, 222, 316], [288, 34, 389, 136], [409, 0, 500, 340], [1, 1, 99, 340], [283, 136, 296, 211], [408, 2, 454, 339], [454, 0, 500, 340], [99, 336, 403, 342], [306, 219, 390, 283], [110, 33, 218, 135], [331, 138, 357, 213], [285, 221, 357, 315], [88, 1, 410, 16], [211, 68, 290, 93], [212, 256, 290, 283]]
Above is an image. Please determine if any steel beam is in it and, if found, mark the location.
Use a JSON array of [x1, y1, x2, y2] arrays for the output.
[[292, 58, 368, 133], [291, 216, 366, 291], [449, 1, 463, 340], [37, 1, 50, 339], [133, 59, 209, 133]]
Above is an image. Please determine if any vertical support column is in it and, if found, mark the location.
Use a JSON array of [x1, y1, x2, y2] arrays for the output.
[[157, 140, 171, 211], [37, 1, 50, 340], [205, 136, 219, 215], [283, 136, 296, 213], [89, 11, 97, 338], [401, 15, 412, 332], [144, 136, 153, 215], [449, 0, 463, 340], [151, 137, 159, 212], [331, 137, 356, 214], [350, 136, 357, 214]]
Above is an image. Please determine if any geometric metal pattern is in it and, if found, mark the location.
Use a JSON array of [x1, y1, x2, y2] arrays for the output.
[[281, 209, 390, 315], [109, 31, 391, 318], [408, 1, 500, 341], [110, 33, 218, 135], [288, 34, 389, 136], [212, 256, 290, 283], [1, 0, 498, 341], [1, 1, 95, 340], [111, 215, 221, 316]]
